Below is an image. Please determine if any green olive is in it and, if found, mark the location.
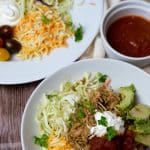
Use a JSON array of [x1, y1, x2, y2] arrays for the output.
[[0, 48, 10, 61]]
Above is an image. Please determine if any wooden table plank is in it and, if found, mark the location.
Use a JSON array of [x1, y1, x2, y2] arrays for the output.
[[0, 81, 40, 150]]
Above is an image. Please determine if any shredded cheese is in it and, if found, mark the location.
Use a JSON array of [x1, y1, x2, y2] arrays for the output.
[[14, 2, 72, 60], [48, 134, 73, 150]]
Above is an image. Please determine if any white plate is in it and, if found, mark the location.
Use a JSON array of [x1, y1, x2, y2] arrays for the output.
[[21, 58, 150, 150], [0, 0, 104, 85]]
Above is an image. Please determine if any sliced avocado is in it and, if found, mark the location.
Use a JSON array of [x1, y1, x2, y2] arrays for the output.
[[129, 104, 150, 121], [118, 84, 136, 110], [132, 120, 150, 134], [135, 134, 150, 146]]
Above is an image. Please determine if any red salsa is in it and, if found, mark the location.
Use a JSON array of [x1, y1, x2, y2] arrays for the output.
[[107, 16, 150, 57], [89, 131, 135, 150]]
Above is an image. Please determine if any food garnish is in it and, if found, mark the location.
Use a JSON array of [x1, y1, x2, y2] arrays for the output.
[[0, 25, 21, 61], [41, 14, 51, 24], [0, 48, 10, 61], [117, 84, 136, 110], [0, 25, 13, 38], [0, 0, 21, 26], [106, 126, 117, 141], [75, 25, 84, 42], [0, 38, 3, 47], [4, 39, 21, 53], [98, 116, 108, 126], [34, 134, 49, 148]]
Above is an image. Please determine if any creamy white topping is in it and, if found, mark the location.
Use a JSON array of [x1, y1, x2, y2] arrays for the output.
[[0, 0, 21, 26], [62, 94, 80, 106], [90, 111, 125, 138]]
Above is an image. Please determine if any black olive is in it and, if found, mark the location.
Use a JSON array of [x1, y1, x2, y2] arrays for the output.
[[0, 38, 3, 47], [4, 39, 22, 53], [0, 25, 13, 38]]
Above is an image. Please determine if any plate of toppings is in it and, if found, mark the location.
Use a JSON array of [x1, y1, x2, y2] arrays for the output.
[[0, 0, 104, 84], [21, 59, 150, 150]]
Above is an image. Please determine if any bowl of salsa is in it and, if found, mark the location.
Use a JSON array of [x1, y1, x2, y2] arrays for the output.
[[101, 0, 150, 67]]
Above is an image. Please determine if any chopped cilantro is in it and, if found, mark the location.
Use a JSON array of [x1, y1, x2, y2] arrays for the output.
[[106, 126, 117, 141], [58, 0, 65, 3], [84, 100, 95, 113], [77, 108, 86, 119], [66, 21, 73, 27], [74, 25, 83, 42], [41, 15, 50, 24], [98, 116, 108, 126], [99, 74, 107, 82], [67, 116, 74, 128], [46, 92, 58, 99], [65, 21, 75, 32], [34, 134, 48, 148]]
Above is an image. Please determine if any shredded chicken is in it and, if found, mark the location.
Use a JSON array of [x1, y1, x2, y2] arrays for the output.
[[68, 85, 121, 150], [90, 86, 121, 113]]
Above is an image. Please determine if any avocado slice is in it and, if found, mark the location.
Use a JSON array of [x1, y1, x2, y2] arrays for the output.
[[129, 104, 150, 121], [132, 120, 150, 134], [135, 134, 150, 146], [118, 84, 136, 110]]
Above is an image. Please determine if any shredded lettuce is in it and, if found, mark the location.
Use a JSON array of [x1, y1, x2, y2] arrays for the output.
[[36, 73, 105, 138], [15, 0, 74, 16], [14, 0, 34, 15], [43, 0, 74, 31], [42, 0, 74, 12]]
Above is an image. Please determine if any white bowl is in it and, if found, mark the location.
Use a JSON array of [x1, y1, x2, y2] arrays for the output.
[[101, 0, 150, 67], [21, 58, 150, 150]]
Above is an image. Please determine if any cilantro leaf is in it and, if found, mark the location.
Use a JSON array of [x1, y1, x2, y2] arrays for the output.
[[84, 100, 95, 113], [74, 25, 83, 42], [99, 74, 107, 82], [98, 116, 108, 126], [106, 126, 117, 141], [41, 15, 50, 24], [34, 134, 48, 148], [77, 108, 86, 119]]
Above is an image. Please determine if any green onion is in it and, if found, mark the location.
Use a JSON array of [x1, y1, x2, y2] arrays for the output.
[[106, 126, 117, 141], [74, 25, 83, 42], [77, 108, 86, 119], [98, 116, 108, 126], [84, 100, 95, 113], [41, 15, 50, 24], [34, 134, 48, 148]]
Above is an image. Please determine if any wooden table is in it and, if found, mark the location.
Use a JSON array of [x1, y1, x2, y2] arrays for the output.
[[0, 81, 40, 150]]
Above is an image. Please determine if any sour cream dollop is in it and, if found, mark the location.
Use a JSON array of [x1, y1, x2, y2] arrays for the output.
[[90, 111, 125, 138], [0, 0, 21, 26]]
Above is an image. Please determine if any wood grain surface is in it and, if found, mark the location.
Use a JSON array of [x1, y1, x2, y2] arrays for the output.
[[0, 81, 40, 150]]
